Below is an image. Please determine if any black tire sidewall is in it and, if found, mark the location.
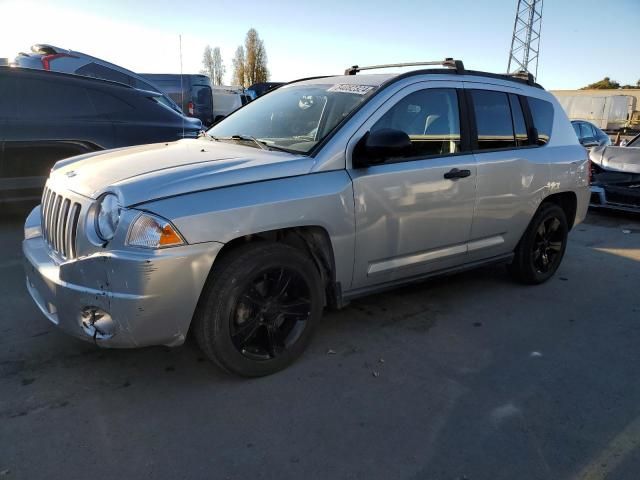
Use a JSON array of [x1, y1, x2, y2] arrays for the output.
[[197, 244, 323, 377], [519, 204, 568, 284]]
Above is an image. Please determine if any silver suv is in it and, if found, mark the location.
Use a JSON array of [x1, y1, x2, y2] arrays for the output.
[[23, 59, 590, 377]]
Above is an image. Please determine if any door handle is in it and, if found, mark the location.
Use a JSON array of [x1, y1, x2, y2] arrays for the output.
[[444, 168, 471, 180]]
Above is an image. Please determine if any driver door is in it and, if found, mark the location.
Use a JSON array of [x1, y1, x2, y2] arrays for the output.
[[347, 82, 477, 289]]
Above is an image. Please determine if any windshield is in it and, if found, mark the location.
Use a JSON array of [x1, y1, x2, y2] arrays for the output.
[[207, 83, 377, 154], [627, 134, 640, 147]]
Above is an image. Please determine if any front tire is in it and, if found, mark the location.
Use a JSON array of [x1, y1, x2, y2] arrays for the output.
[[508, 202, 568, 285], [193, 242, 324, 377]]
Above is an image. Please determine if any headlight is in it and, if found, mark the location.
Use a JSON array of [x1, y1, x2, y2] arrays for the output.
[[126, 213, 185, 249], [96, 193, 121, 241]]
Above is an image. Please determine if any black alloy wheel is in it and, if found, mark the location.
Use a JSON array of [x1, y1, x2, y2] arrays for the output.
[[194, 242, 323, 377], [509, 202, 569, 284], [231, 267, 312, 361], [532, 216, 564, 274]]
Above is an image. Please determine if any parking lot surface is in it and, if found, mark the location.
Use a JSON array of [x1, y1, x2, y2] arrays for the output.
[[1, 210, 639, 480]]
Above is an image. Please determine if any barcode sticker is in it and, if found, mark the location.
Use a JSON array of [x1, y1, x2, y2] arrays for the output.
[[327, 84, 376, 95]]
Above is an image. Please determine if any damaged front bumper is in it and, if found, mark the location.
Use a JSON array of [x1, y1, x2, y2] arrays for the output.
[[590, 170, 640, 213], [589, 146, 640, 212], [23, 208, 223, 348]]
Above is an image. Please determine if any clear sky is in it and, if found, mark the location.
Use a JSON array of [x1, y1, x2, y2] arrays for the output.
[[1, 0, 638, 90]]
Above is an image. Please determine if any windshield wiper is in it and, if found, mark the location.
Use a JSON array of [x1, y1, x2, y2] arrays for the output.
[[207, 134, 298, 154], [261, 143, 298, 154], [229, 134, 269, 150]]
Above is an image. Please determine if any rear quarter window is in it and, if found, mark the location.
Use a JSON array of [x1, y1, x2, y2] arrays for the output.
[[528, 97, 554, 145]]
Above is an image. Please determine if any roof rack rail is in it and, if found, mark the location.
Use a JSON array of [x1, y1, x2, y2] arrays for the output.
[[344, 58, 465, 76], [507, 69, 536, 86]]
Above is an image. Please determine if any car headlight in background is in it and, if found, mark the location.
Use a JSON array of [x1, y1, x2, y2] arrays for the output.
[[96, 193, 121, 241], [126, 213, 185, 249]]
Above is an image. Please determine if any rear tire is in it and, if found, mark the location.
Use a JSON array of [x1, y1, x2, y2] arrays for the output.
[[508, 202, 568, 285], [193, 242, 323, 377]]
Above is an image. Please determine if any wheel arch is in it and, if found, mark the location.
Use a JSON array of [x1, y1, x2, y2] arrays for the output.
[[541, 191, 578, 230], [211, 225, 341, 309]]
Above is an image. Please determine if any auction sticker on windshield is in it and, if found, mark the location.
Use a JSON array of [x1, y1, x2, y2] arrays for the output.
[[327, 84, 376, 95]]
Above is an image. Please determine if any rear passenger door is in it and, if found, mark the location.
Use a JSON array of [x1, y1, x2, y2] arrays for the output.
[[464, 85, 550, 261]]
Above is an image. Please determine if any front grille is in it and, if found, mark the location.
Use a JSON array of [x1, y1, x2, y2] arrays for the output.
[[41, 186, 82, 259]]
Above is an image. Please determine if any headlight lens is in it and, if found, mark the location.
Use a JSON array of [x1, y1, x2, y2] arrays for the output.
[[126, 213, 184, 249], [96, 194, 121, 241]]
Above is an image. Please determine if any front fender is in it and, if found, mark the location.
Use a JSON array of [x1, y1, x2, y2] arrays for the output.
[[139, 171, 356, 289]]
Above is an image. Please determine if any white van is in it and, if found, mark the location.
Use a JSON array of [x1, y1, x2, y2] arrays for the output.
[[212, 86, 251, 123]]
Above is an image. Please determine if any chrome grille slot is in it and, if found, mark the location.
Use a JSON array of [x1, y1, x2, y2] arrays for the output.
[[40, 186, 82, 260]]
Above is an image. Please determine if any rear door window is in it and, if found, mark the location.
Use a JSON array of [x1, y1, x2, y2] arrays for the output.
[[528, 97, 554, 145], [471, 90, 516, 150], [572, 122, 581, 138], [580, 122, 595, 139], [18, 78, 94, 118]]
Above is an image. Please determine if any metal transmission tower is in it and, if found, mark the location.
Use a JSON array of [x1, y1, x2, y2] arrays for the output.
[[507, 0, 544, 79]]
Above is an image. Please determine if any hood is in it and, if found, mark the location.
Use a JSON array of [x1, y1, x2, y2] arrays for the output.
[[50, 139, 315, 206], [590, 145, 640, 174]]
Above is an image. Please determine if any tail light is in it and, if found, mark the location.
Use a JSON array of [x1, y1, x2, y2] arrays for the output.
[[187, 101, 195, 116], [41, 53, 78, 70]]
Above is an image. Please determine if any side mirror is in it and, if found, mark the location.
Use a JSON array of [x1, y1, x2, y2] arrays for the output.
[[581, 138, 599, 148], [213, 115, 226, 124], [353, 128, 412, 167]]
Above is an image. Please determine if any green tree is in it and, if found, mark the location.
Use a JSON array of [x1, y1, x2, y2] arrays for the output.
[[580, 77, 621, 89]]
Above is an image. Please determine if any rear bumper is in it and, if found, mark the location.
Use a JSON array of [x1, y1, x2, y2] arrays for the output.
[[23, 233, 222, 348]]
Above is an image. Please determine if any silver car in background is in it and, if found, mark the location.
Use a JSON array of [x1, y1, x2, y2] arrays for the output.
[[590, 133, 640, 212], [23, 59, 590, 377]]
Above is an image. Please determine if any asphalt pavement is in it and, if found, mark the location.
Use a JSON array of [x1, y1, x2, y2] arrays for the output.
[[1, 209, 639, 480]]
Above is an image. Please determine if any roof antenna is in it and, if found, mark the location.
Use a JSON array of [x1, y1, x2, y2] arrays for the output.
[[179, 34, 184, 140]]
